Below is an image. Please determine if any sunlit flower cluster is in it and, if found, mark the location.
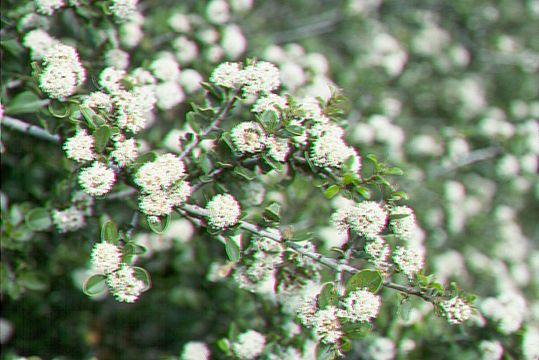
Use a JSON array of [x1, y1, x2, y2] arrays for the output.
[[206, 193, 241, 229]]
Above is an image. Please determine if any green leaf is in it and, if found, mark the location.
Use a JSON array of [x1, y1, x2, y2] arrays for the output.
[[389, 213, 411, 220], [342, 322, 372, 338], [217, 338, 231, 354], [324, 184, 340, 199], [391, 191, 409, 201], [5, 91, 49, 115], [18, 271, 47, 291], [83, 274, 107, 296], [355, 186, 371, 199], [343, 173, 358, 185], [133, 267, 152, 292], [123, 242, 147, 258], [285, 124, 304, 136], [225, 236, 241, 262], [25, 208, 52, 231], [386, 167, 404, 176], [93, 125, 112, 152], [148, 214, 170, 234], [258, 110, 280, 132], [346, 270, 383, 294], [263, 202, 281, 222], [133, 152, 158, 170], [316, 343, 336, 360], [186, 111, 202, 132], [233, 166, 255, 180], [101, 220, 119, 245], [317, 282, 338, 309]]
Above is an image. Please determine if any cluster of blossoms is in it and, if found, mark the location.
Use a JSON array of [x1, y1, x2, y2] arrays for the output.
[[309, 123, 361, 174], [297, 287, 381, 344], [38, 43, 86, 100], [231, 329, 266, 360], [206, 193, 241, 230], [331, 201, 388, 238], [134, 154, 191, 217], [34, 0, 64, 16], [180, 341, 211, 360], [78, 162, 116, 197], [90, 242, 145, 303], [51, 191, 94, 233], [389, 205, 416, 240], [393, 246, 424, 279], [440, 297, 473, 324], [210, 61, 280, 95]]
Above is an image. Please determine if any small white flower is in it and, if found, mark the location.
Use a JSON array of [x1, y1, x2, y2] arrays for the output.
[[172, 36, 199, 64], [105, 48, 130, 70], [90, 242, 122, 274], [241, 61, 280, 95], [179, 69, 203, 93], [206, 0, 230, 24], [339, 288, 381, 323], [232, 330, 266, 360], [106, 263, 145, 303], [150, 53, 181, 81], [441, 297, 473, 324], [310, 135, 361, 173], [39, 64, 77, 99], [134, 153, 186, 193], [155, 81, 185, 110], [221, 24, 247, 59], [332, 202, 387, 238], [99, 67, 126, 93], [210, 62, 242, 88], [206, 194, 241, 230], [35, 0, 64, 15], [110, 0, 138, 21], [111, 136, 138, 167], [252, 94, 288, 114], [479, 340, 503, 360], [230, 121, 267, 154], [313, 306, 342, 344], [393, 246, 424, 278], [181, 341, 210, 360], [83, 92, 113, 112], [63, 129, 96, 163], [390, 206, 416, 241], [266, 136, 290, 162], [78, 162, 116, 196], [52, 206, 85, 233], [139, 190, 173, 217], [23, 29, 58, 60]]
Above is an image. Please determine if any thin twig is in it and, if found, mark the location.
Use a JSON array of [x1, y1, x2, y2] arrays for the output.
[[1, 116, 60, 143]]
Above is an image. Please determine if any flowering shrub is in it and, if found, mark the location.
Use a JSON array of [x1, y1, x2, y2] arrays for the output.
[[1, 1, 538, 360]]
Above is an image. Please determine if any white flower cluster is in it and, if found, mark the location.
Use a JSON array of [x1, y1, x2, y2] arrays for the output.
[[82, 91, 113, 112], [181, 341, 210, 360], [252, 94, 288, 114], [440, 297, 473, 324], [78, 162, 116, 197], [23, 29, 58, 60], [34, 0, 64, 16], [331, 201, 387, 238], [232, 329, 266, 360], [310, 133, 361, 173], [393, 246, 424, 278], [390, 205, 416, 240], [39, 43, 86, 100], [149, 53, 186, 110], [63, 129, 95, 163], [90, 242, 145, 303], [479, 340, 503, 360], [312, 306, 342, 344], [134, 154, 191, 216], [206, 194, 241, 229], [111, 135, 138, 167], [210, 60, 280, 95], [480, 293, 527, 334], [51, 206, 85, 233], [110, 0, 139, 21], [365, 237, 391, 273], [106, 263, 146, 303], [230, 121, 267, 154], [338, 288, 381, 323]]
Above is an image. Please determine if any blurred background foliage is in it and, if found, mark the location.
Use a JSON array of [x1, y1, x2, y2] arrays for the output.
[[1, 0, 538, 359]]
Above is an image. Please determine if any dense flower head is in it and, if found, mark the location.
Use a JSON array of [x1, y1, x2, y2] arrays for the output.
[[479, 340, 503, 360], [440, 297, 473, 324], [138, 190, 173, 217], [181, 341, 210, 360], [390, 206, 416, 240], [78, 162, 116, 197], [134, 153, 186, 193], [230, 121, 267, 154], [332, 202, 387, 238], [393, 246, 424, 278], [113, 89, 150, 133], [111, 136, 138, 167], [23, 29, 57, 60], [339, 288, 381, 323], [43, 43, 86, 85], [149, 53, 181, 81], [241, 61, 281, 95], [51, 206, 85, 233], [106, 263, 145, 303], [99, 67, 126, 93], [110, 0, 139, 21], [210, 62, 242, 88], [365, 236, 391, 272], [83, 91, 113, 112], [313, 306, 342, 344], [90, 242, 122, 274], [206, 194, 241, 229], [233, 330, 266, 360], [266, 136, 291, 162], [35, 0, 64, 16], [63, 129, 96, 163], [39, 64, 77, 99], [155, 81, 185, 110], [252, 94, 288, 114], [310, 135, 361, 173]]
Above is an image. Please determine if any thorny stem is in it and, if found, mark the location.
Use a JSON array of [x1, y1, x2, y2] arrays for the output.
[[179, 203, 434, 302], [1, 116, 60, 143]]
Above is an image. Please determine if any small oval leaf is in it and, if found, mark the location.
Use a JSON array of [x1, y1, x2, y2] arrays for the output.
[[101, 220, 119, 244], [346, 270, 383, 294], [225, 236, 241, 262], [133, 266, 152, 292], [83, 274, 107, 296], [25, 208, 52, 231]]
